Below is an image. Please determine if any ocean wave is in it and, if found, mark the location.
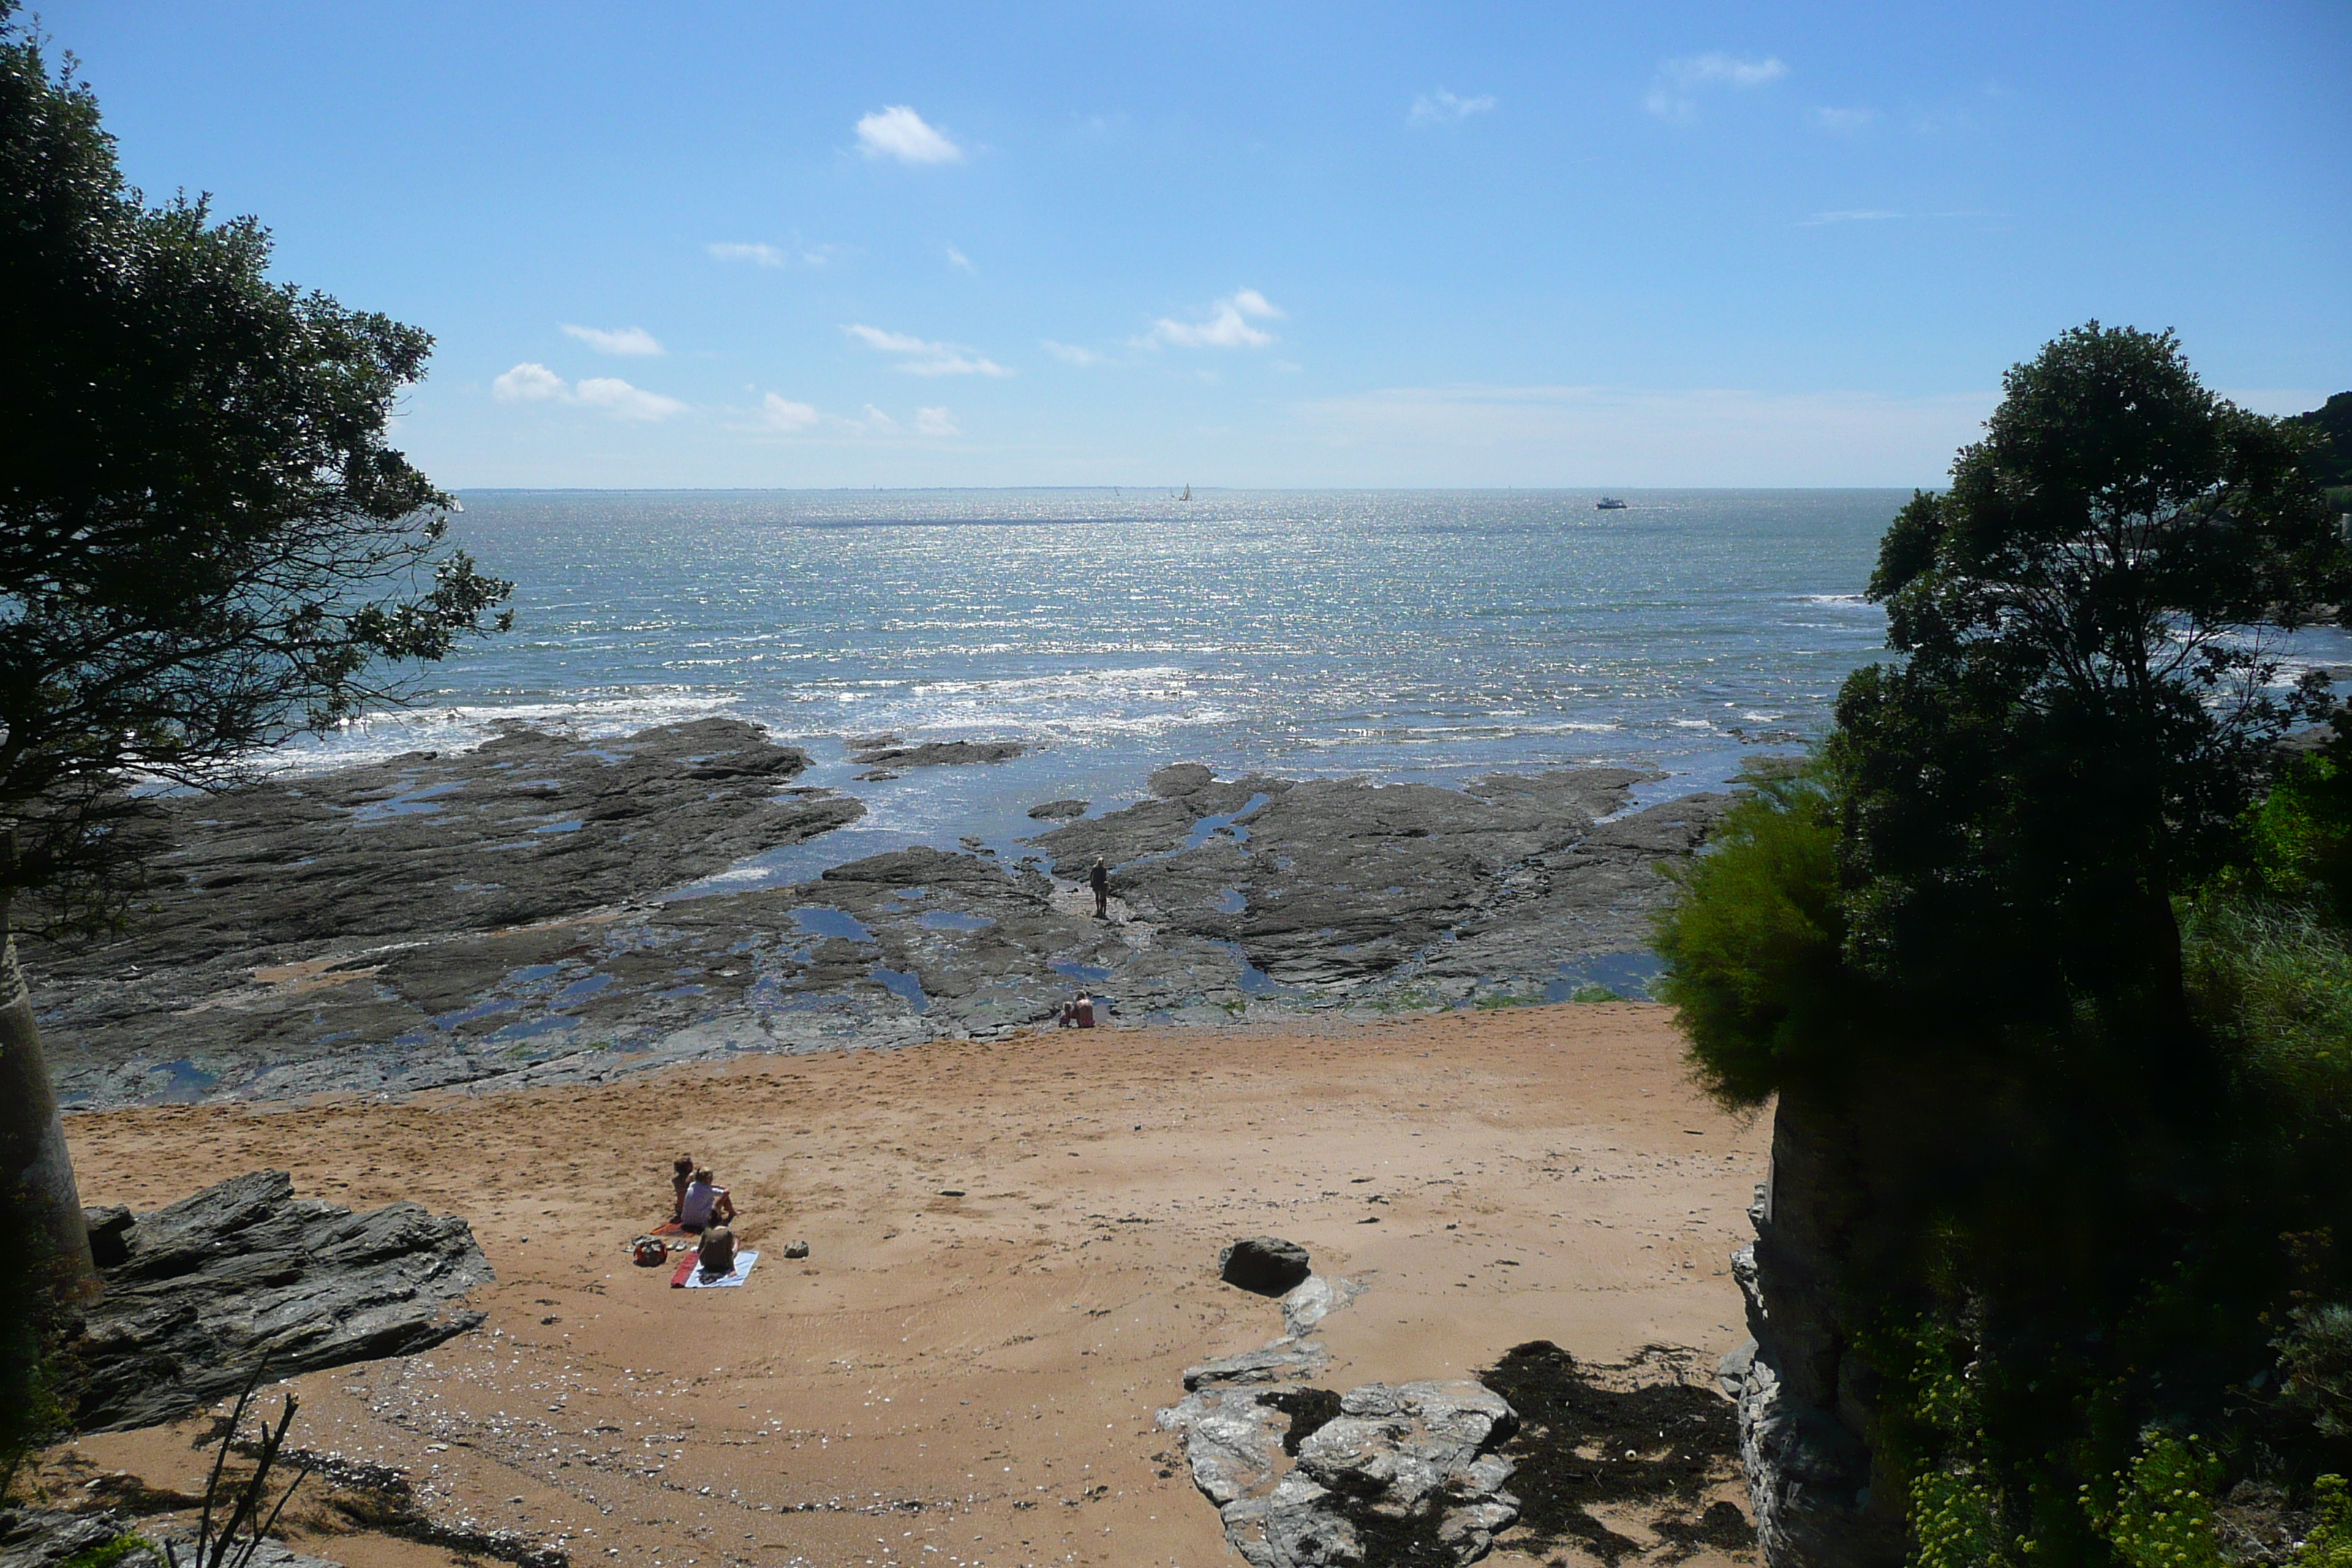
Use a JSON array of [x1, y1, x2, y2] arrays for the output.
[[255, 690, 745, 774]]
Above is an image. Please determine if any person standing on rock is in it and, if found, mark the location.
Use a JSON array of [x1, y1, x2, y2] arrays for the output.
[[1090, 856, 1110, 919]]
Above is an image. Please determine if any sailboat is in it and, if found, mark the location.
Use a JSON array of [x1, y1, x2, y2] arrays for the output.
[[1177, 483, 1192, 502]]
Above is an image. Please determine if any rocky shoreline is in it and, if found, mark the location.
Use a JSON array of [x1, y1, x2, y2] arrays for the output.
[[29, 719, 1731, 1109]]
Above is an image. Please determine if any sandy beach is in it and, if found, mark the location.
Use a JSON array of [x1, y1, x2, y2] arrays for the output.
[[41, 1002, 1767, 1568]]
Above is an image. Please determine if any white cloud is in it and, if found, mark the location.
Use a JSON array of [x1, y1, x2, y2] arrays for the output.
[[1809, 106, 1876, 133], [561, 323, 665, 356], [946, 245, 973, 271], [573, 377, 687, 421], [905, 353, 1008, 377], [1646, 53, 1787, 121], [761, 393, 820, 431], [1410, 88, 1496, 125], [706, 241, 785, 268], [859, 405, 902, 435], [856, 105, 964, 165], [843, 324, 933, 355], [1137, 289, 1285, 350], [494, 363, 685, 420], [916, 407, 960, 437], [1670, 53, 1788, 88], [1041, 339, 1107, 366], [841, 323, 1011, 376], [492, 362, 566, 402]]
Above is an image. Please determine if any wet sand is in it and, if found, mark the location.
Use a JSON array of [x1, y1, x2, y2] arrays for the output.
[[48, 1002, 1766, 1567]]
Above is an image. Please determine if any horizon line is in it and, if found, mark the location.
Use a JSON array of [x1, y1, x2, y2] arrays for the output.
[[444, 482, 1946, 495]]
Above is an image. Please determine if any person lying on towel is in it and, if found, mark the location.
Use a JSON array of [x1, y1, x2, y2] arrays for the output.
[[679, 1167, 737, 1233], [698, 1224, 739, 1279]]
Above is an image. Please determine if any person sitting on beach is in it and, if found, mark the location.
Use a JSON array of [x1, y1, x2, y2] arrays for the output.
[[697, 1224, 739, 1279], [1058, 994, 1096, 1029], [678, 1168, 737, 1233], [668, 1154, 695, 1222]]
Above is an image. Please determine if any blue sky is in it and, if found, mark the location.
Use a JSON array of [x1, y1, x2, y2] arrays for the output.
[[46, 1, 2352, 488]]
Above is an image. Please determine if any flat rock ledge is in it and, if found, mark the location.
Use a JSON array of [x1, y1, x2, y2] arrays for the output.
[[71, 1169, 491, 1433], [0, 1511, 350, 1568], [1159, 1273, 1520, 1565], [34, 728, 1733, 1109]]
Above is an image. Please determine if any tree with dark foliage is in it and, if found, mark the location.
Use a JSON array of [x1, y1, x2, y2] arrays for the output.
[[2294, 392, 2352, 490], [0, 1, 509, 1374], [1657, 325, 2352, 1568], [1836, 323, 2344, 1044]]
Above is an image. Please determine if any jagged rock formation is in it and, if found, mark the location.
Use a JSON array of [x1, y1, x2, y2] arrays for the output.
[[72, 1169, 490, 1432], [0, 1509, 143, 1568], [1159, 1268, 1520, 1564], [1162, 1373, 1523, 1566]]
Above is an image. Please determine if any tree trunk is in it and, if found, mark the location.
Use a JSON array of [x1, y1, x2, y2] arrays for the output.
[[0, 903, 99, 1322]]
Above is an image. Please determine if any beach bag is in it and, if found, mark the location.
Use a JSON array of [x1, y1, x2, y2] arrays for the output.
[[632, 1236, 669, 1267]]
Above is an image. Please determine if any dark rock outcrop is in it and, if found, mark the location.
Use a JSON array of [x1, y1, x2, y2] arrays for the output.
[[1730, 1086, 1907, 1568], [0, 1510, 145, 1568], [31, 720, 862, 1105], [33, 731, 1733, 1109], [72, 1170, 490, 1433], [1221, 1236, 1314, 1296], [1032, 766, 1729, 992], [849, 739, 1025, 768], [1025, 799, 1089, 820]]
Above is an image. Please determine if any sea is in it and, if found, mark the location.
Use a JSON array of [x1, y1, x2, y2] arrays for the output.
[[274, 489, 2352, 895]]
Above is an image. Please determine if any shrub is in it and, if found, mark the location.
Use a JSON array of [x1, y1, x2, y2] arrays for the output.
[[2280, 1307, 2352, 1444], [61, 1537, 158, 1568], [2233, 736, 2352, 919], [2296, 1475, 2352, 1568], [2181, 897, 2352, 1123], [1652, 760, 1851, 1105], [2083, 1436, 2226, 1568]]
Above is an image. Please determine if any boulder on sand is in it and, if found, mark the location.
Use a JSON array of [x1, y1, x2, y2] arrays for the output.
[[1220, 1236, 1313, 1296], [72, 1169, 491, 1433]]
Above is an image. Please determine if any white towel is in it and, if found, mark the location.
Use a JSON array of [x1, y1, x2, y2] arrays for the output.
[[682, 1249, 758, 1289]]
